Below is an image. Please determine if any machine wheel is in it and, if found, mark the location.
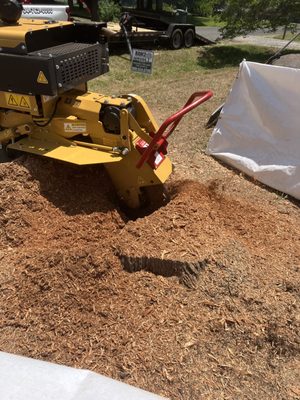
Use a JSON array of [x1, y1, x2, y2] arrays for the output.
[[142, 185, 170, 210], [119, 185, 169, 220], [170, 29, 183, 50], [184, 29, 195, 48]]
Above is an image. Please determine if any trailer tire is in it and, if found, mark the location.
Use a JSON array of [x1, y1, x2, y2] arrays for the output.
[[184, 28, 195, 48], [170, 29, 183, 50]]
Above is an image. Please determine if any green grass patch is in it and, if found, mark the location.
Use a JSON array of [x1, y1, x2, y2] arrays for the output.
[[187, 15, 224, 27], [88, 44, 281, 95], [89, 47, 206, 92], [198, 44, 276, 69]]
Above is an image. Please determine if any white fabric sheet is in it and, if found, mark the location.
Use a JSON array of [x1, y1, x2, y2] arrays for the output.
[[207, 61, 300, 200], [0, 352, 166, 400]]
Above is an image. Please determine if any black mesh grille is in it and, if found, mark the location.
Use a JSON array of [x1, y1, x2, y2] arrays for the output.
[[59, 47, 101, 85], [29, 42, 107, 92], [34, 42, 97, 56]]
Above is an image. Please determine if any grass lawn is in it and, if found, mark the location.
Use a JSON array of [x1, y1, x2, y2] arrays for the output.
[[187, 15, 224, 27], [90, 44, 275, 94]]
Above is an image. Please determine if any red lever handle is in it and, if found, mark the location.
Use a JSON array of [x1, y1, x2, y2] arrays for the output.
[[136, 90, 213, 169]]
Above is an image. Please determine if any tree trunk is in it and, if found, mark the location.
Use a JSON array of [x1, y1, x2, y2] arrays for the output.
[[282, 24, 288, 40]]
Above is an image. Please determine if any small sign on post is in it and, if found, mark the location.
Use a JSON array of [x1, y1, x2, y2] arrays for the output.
[[131, 49, 154, 74]]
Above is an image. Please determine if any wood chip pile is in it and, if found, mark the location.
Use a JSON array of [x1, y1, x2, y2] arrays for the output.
[[0, 156, 299, 399]]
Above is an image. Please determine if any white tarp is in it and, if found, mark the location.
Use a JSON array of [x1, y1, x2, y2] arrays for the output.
[[0, 352, 167, 400], [207, 61, 300, 200]]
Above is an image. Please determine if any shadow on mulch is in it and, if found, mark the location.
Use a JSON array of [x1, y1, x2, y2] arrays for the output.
[[15, 155, 119, 216]]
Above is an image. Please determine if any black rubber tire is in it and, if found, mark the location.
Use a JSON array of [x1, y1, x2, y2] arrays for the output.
[[170, 29, 183, 50], [184, 28, 195, 48]]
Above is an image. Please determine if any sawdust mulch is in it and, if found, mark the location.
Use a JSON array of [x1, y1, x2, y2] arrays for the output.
[[0, 156, 299, 399]]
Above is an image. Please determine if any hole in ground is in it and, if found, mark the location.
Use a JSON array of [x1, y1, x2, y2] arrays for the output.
[[119, 184, 172, 221], [118, 180, 204, 222]]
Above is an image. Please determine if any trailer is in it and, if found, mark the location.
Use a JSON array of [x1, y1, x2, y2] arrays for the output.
[[105, 20, 213, 50], [107, 3, 215, 49], [68, 0, 215, 49], [20, 0, 215, 49]]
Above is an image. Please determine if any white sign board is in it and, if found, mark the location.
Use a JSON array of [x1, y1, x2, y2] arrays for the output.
[[131, 49, 154, 74]]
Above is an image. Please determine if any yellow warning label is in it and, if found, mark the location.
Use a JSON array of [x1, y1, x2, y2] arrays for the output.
[[64, 122, 87, 133], [20, 96, 30, 108], [37, 71, 49, 84], [5, 93, 31, 110], [8, 95, 18, 107]]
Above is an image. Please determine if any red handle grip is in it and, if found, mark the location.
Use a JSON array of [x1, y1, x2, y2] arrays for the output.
[[136, 90, 213, 169]]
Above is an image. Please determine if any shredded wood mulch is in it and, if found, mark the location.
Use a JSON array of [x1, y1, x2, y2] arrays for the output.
[[0, 156, 299, 400]]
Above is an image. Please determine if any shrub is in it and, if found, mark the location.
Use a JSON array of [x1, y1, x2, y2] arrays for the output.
[[99, 0, 121, 22]]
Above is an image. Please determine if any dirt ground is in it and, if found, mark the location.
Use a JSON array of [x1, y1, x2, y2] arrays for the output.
[[0, 53, 300, 399]]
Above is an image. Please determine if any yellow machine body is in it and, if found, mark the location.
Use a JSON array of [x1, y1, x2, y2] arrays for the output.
[[0, 18, 72, 49], [0, 16, 175, 208], [0, 88, 172, 208], [0, 16, 212, 208]]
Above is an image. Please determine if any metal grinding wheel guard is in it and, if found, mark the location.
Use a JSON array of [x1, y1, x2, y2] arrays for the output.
[[136, 90, 213, 169]]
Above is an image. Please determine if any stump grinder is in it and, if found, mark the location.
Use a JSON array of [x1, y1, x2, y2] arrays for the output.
[[0, 0, 212, 207]]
